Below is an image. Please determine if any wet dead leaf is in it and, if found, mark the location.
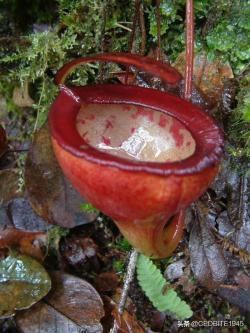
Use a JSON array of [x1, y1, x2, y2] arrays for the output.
[[112, 306, 146, 333], [174, 52, 234, 104], [0, 125, 7, 158], [233, 174, 250, 254], [0, 197, 48, 260], [47, 272, 104, 329], [210, 159, 250, 255], [218, 286, 250, 312], [94, 271, 119, 292], [25, 122, 98, 228], [189, 203, 228, 289], [8, 197, 48, 232], [0, 251, 51, 318], [0, 169, 19, 205], [16, 302, 88, 333], [234, 271, 250, 289], [17, 272, 104, 333], [0, 229, 46, 261]]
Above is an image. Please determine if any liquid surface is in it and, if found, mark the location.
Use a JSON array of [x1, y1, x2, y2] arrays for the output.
[[76, 103, 195, 163]]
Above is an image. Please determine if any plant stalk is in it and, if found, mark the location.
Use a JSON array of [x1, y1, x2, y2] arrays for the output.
[[110, 249, 139, 332], [184, 0, 194, 101]]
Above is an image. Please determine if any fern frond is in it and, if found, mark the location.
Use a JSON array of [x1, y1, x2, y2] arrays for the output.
[[136, 254, 193, 320]]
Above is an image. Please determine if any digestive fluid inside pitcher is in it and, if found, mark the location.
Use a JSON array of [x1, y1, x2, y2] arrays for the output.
[[76, 103, 196, 163]]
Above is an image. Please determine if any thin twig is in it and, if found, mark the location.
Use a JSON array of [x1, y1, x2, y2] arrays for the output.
[[115, 22, 132, 32], [139, 2, 146, 55], [128, 0, 141, 53], [118, 249, 139, 314], [156, 0, 162, 61], [125, 0, 141, 84], [238, 175, 248, 227], [184, 0, 194, 101], [110, 249, 139, 333], [7, 149, 29, 153], [99, 0, 108, 82]]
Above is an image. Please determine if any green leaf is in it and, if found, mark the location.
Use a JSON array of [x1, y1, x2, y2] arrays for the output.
[[137, 254, 192, 320], [0, 251, 51, 318]]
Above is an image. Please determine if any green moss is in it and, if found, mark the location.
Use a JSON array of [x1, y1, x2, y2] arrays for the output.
[[0, 0, 136, 137], [228, 74, 250, 160], [147, 0, 250, 72], [116, 237, 132, 252], [79, 203, 99, 214], [206, 1, 250, 73], [47, 226, 69, 252], [113, 259, 125, 274]]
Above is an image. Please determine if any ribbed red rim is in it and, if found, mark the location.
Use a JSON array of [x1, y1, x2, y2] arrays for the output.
[[49, 84, 224, 176]]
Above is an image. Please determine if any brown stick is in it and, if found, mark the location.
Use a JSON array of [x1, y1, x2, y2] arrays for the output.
[[156, 0, 162, 61], [139, 2, 146, 55], [128, 0, 140, 53], [184, 0, 194, 101], [99, 0, 108, 82], [125, 0, 141, 84]]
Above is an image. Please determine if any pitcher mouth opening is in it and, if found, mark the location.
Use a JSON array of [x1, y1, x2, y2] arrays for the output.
[[76, 103, 196, 163], [49, 84, 224, 176]]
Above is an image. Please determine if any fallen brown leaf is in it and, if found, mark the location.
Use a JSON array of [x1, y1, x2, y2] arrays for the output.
[[48, 272, 104, 325], [16, 302, 86, 333], [112, 306, 146, 333], [0, 169, 19, 205], [0, 251, 51, 319], [0, 229, 46, 260], [218, 286, 250, 312], [234, 271, 250, 289], [174, 52, 234, 105], [16, 272, 105, 333], [189, 203, 228, 289], [0, 197, 48, 260], [7, 197, 48, 232], [94, 271, 120, 292], [25, 122, 98, 228]]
